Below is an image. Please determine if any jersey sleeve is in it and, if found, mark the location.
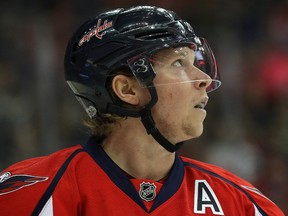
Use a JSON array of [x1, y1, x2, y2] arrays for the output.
[[241, 184, 285, 216], [181, 156, 285, 216], [217, 165, 285, 215], [0, 145, 83, 215]]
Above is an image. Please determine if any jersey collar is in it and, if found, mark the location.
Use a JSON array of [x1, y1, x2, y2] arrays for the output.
[[82, 136, 185, 212]]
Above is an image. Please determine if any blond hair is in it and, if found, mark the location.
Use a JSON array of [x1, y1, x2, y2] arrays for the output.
[[83, 114, 126, 138]]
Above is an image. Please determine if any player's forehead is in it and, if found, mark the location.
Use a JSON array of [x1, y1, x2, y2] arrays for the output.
[[152, 46, 196, 62]]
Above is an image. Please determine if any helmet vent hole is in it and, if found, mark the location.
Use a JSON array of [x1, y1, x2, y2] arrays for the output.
[[134, 30, 173, 40]]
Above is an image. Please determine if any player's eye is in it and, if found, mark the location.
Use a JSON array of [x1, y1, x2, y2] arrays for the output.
[[172, 59, 184, 67]]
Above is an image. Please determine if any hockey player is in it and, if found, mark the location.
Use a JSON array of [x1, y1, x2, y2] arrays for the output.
[[0, 6, 284, 215]]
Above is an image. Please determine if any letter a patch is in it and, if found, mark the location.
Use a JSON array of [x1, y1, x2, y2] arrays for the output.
[[194, 180, 224, 215]]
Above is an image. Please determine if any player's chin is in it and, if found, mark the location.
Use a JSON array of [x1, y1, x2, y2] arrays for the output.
[[184, 124, 204, 140], [192, 128, 204, 139]]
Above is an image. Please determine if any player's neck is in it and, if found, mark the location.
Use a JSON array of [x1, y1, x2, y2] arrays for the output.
[[101, 118, 175, 181]]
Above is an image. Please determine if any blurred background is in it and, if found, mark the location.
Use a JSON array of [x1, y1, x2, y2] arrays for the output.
[[0, 0, 287, 213]]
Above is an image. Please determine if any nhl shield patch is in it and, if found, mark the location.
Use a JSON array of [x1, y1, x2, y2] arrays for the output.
[[139, 181, 157, 201]]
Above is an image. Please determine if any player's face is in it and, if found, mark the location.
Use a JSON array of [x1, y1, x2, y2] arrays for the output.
[[150, 46, 212, 143]]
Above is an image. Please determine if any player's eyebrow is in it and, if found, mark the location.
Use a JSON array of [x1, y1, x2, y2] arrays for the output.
[[174, 47, 189, 57], [153, 47, 186, 61], [152, 47, 195, 65]]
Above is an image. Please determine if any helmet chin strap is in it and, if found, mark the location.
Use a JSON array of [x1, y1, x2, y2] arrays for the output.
[[140, 107, 183, 152], [139, 86, 183, 153]]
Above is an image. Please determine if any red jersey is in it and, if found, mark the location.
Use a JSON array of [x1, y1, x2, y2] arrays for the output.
[[0, 137, 284, 215]]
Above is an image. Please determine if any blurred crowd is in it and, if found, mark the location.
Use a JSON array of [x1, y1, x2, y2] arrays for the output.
[[0, 0, 287, 213]]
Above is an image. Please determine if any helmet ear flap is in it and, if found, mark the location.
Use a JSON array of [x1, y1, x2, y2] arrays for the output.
[[76, 95, 98, 119]]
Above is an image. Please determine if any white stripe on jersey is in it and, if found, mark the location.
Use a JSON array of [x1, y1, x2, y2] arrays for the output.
[[254, 204, 263, 216], [39, 196, 53, 216]]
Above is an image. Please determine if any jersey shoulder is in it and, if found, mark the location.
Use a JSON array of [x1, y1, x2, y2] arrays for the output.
[[180, 156, 285, 216], [181, 156, 251, 186], [1, 145, 83, 175], [0, 145, 85, 215]]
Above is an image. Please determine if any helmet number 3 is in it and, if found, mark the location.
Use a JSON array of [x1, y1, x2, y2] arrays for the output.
[[134, 58, 148, 73]]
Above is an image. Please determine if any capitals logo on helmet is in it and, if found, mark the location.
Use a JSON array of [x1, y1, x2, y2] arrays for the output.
[[78, 19, 113, 46]]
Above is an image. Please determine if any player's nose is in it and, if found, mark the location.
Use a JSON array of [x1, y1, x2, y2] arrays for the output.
[[192, 68, 212, 91]]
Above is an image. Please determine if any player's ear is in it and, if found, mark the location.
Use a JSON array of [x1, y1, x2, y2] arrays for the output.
[[111, 74, 141, 105]]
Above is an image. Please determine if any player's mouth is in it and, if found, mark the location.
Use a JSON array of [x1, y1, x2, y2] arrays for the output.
[[194, 97, 208, 110]]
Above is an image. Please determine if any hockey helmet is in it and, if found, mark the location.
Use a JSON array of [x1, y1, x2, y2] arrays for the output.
[[65, 6, 220, 119]]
